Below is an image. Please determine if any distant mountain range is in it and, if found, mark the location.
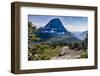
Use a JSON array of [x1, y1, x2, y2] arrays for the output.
[[71, 31, 88, 40], [36, 18, 87, 43]]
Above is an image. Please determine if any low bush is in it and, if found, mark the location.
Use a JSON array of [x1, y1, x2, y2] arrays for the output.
[[80, 51, 88, 58]]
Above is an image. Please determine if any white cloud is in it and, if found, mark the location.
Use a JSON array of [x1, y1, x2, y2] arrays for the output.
[[64, 25, 88, 32]]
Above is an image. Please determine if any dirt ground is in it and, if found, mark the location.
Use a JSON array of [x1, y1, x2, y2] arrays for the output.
[[51, 47, 83, 59]]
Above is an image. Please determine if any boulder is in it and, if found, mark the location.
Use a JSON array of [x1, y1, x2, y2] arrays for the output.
[[59, 47, 69, 56]]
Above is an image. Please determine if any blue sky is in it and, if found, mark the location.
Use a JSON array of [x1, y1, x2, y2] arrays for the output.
[[28, 15, 88, 32]]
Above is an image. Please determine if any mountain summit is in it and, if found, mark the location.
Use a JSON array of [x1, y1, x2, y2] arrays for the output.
[[37, 18, 80, 42], [44, 18, 68, 33], [38, 18, 69, 35]]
